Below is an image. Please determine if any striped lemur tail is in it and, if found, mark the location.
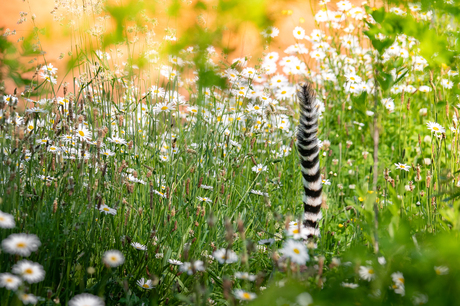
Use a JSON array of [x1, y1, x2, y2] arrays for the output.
[[296, 83, 322, 238]]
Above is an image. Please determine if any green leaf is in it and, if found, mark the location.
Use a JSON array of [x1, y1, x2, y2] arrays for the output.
[[372, 7, 386, 23]]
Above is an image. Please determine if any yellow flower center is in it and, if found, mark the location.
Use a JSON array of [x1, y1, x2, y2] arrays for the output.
[[433, 127, 439, 131], [143, 284, 149, 288], [78, 131, 85, 136], [242, 293, 251, 299], [24, 268, 33, 274], [368, 269, 374, 274], [16, 242, 26, 248], [293, 248, 300, 254], [103, 207, 110, 211], [161, 106, 168, 111]]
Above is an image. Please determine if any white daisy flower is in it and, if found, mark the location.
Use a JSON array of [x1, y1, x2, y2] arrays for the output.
[[69, 293, 104, 306], [168, 259, 183, 266], [213, 248, 239, 264], [358, 266, 376, 281], [154, 102, 175, 113], [337, 0, 352, 11], [137, 277, 155, 290], [108, 136, 127, 145], [419, 85, 432, 93], [12, 260, 45, 283], [159, 154, 169, 162], [392, 283, 405, 296], [341, 282, 359, 288], [18, 292, 39, 305], [395, 163, 411, 171], [2, 233, 41, 257], [103, 250, 125, 267], [98, 204, 117, 215], [261, 26, 279, 38], [434, 266, 449, 275], [0, 210, 15, 228], [0, 273, 22, 290], [131, 242, 147, 251], [75, 126, 92, 142], [234, 289, 256, 301], [250, 189, 269, 197], [409, 3, 422, 12], [391, 271, 405, 286], [179, 261, 205, 275], [100, 149, 115, 157], [293, 26, 305, 40], [441, 79, 453, 89], [426, 122, 445, 133], [235, 272, 257, 281], [279, 239, 309, 264], [265, 52, 279, 62], [251, 164, 267, 173], [196, 196, 212, 203]]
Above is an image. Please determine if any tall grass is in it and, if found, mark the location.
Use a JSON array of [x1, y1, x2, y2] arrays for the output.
[[1, 0, 460, 305]]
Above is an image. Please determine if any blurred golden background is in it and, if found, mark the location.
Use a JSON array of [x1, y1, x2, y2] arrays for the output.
[[1, 0, 365, 94]]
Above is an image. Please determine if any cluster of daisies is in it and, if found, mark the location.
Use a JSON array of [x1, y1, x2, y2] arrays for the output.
[[0, 213, 45, 304]]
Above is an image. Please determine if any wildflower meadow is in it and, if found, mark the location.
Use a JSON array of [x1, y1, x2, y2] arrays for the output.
[[2, 0, 460, 305]]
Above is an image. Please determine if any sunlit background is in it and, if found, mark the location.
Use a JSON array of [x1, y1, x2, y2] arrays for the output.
[[1, 0, 366, 96]]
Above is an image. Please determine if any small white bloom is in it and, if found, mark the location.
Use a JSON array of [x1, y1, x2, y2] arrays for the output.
[[12, 260, 45, 283], [279, 239, 309, 264], [341, 282, 359, 288], [69, 293, 104, 306], [2, 233, 41, 257], [0, 273, 22, 290], [395, 163, 411, 172], [391, 271, 405, 286], [0, 210, 15, 228], [131, 242, 147, 251], [234, 289, 256, 301], [179, 260, 205, 275], [137, 277, 155, 290], [252, 164, 267, 173], [213, 248, 238, 264], [103, 250, 125, 267], [359, 266, 376, 281], [168, 259, 183, 266], [434, 266, 449, 275]]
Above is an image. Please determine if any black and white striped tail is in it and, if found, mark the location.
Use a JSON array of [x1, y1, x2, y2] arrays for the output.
[[297, 83, 322, 238]]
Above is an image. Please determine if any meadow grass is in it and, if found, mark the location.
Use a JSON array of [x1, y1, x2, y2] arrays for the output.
[[1, 0, 460, 305]]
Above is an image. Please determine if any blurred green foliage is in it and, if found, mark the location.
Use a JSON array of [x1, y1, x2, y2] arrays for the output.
[[0, 28, 37, 89]]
